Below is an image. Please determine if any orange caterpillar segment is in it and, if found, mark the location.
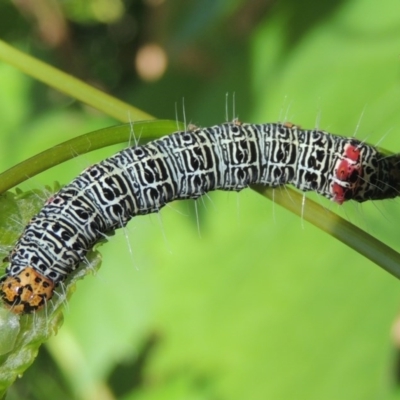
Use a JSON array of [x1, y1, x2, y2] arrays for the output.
[[0, 267, 54, 314]]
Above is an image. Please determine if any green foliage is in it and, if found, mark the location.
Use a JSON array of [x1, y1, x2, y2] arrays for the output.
[[0, 189, 95, 395]]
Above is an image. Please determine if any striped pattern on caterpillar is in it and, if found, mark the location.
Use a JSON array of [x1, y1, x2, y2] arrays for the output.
[[1, 120, 400, 314]]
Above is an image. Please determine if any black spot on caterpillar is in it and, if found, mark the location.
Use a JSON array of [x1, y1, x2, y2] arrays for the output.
[[1, 120, 400, 314]]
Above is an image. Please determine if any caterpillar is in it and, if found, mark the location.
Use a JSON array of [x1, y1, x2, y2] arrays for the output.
[[1, 120, 400, 314]]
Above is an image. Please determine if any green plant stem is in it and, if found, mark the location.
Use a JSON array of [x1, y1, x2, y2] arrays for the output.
[[252, 185, 400, 280], [0, 120, 182, 194], [0, 39, 153, 122]]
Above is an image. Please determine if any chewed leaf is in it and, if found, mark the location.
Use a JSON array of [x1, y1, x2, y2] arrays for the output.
[[0, 189, 102, 396], [0, 253, 103, 395]]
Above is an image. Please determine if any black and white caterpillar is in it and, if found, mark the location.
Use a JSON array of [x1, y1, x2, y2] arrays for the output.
[[1, 120, 400, 314]]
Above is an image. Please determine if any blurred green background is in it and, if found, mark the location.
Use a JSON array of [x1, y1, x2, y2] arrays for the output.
[[1, 0, 400, 399]]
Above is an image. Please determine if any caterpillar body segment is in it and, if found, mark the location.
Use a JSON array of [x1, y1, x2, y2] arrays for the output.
[[1, 121, 398, 313]]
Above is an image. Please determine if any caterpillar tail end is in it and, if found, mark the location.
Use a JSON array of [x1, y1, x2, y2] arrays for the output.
[[0, 267, 54, 314]]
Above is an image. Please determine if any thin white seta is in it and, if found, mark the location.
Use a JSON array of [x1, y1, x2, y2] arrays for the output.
[[32, 185, 53, 204], [0, 244, 12, 256], [6, 215, 28, 231], [175, 98, 194, 132], [195, 190, 218, 234], [31, 297, 50, 337], [352, 105, 367, 138], [182, 98, 188, 132], [369, 195, 395, 225], [96, 229, 111, 241], [300, 192, 306, 230], [359, 172, 400, 197], [199, 190, 216, 211], [174, 101, 180, 131], [69, 135, 95, 171], [57, 281, 70, 313], [164, 201, 189, 217], [31, 307, 39, 335], [44, 300, 50, 334], [51, 282, 70, 318], [119, 216, 138, 271], [280, 183, 295, 206], [374, 127, 393, 149], [225, 92, 237, 122], [82, 255, 98, 276], [193, 199, 202, 239], [279, 96, 294, 125], [19, 177, 51, 205], [128, 113, 143, 148]]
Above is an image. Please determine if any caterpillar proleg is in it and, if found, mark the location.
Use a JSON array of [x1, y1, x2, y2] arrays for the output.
[[1, 120, 400, 314]]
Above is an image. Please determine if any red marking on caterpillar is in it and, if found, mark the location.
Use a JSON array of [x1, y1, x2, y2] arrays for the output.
[[332, 143, 363, 204], [1, 121, 400, 314], [345, 144, 361, 162]]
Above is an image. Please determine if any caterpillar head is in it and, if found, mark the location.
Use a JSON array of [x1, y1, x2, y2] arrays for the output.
[[0, 267, 54, 314]]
